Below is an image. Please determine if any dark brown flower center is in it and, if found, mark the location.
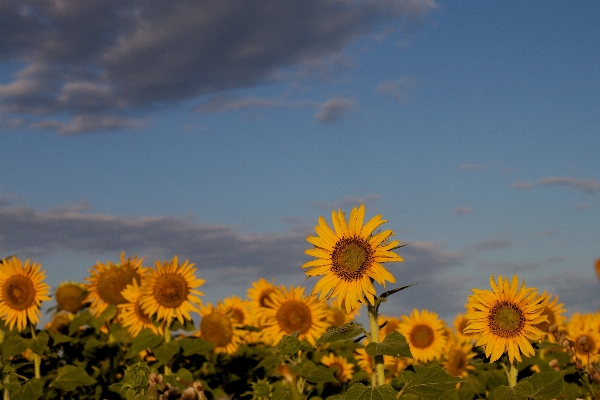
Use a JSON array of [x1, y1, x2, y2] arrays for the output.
[[97, 265, 140, 305], [409, 324, 435, 348], [228, 308, 245, 324], [3, 275, 35, 310], [200, 312, 234, 347], [331, 237, 374, 281], [276, 300, 313, 334], [535, 308, 555, 333], [153, 273, 189, 308], [488, 301, 525, 338]]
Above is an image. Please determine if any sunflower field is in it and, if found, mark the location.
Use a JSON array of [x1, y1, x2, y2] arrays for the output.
[[0, 205, 599, 400]]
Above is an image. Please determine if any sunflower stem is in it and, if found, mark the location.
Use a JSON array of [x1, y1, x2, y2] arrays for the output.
[[29, 325, 41, 380], [367, 304, 385, 387], [503, 361, 518, 388], [163, 323, 171, 376]]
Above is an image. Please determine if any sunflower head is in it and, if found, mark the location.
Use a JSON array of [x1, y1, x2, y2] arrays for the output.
[[567, 317, 600, 366], [320, 353, 354, 383], [198, 302, 243, 354], [303, 204, 404, 313], [118, 280, 162, 337], [247, 278, 283, 326], [399, 309, 447, 363], [85, 252, 145, 317], [260, 285, 329, 345], [46, 312, 73, 335], [442, 335, 476, 378], [534, 293, 566, 336], [139, 255, 204, 326], [464, 274, 548, 364], [55, 281, 88, 313], [0, 257, 51, 331]]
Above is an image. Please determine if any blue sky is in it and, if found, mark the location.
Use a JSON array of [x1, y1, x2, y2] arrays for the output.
[[1, 0, 599, 324]]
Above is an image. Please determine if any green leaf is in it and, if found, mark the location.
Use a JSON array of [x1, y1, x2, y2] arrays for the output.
[[13, 378, 43, 400], [521, 370, 566, 400], [365, 331, 413, 359], [27, 331, 49, 355], [50, 333, 73, 345], [90, 304, 117, 331], [534, 341, 564, 350], [153, 340, 180, 364], [278, 335, 301, 357], [1, 335, 29, 358], [345, 383, 397, 400], [402, 365, 465, 400], [493, 382, 533, 400], [51, 365, 97, 392], [315, 323, 366, 346], [178, 336, 215, 356], [272, 385, 293, 400], [69, 310, 93, 335], [295, 360, 337, 384], [130, 328, 163, 354]]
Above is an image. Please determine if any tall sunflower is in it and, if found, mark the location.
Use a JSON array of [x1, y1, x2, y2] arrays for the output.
[[398, 309, 447, 363], [139, 256, 204, 326], [0, 257, 51, 331], [198, 301, 243, 354], [464, 274, 548, 364], [118, 280, 162, 337], [85, 252, 145, 317], [260, 285, 329, 345], [303, 204, 404, 313]]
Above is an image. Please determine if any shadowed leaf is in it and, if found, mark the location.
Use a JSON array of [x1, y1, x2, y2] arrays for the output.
[[365, 331, 412, 359]]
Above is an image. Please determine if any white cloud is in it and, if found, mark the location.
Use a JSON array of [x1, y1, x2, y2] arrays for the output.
[[512, 176, 600, 194]]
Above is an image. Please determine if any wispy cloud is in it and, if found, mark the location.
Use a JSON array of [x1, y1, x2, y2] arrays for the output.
[[196, 94, 357, 123], [0, 0, 437, 134], [453, 207, 471, 215], [512, 176, 600, 194], [375, 76, 416, 102], [314, 97, 357, 123]]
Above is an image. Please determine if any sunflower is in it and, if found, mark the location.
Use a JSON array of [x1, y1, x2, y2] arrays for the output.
[[139, 256, 204, 326], [303, 204, 404, 313], [320, 353, 354, 383], [55, 281, 88, 313], [453, 313, 477, 343], [260, 285, 329, 345], [45, 311, 72, 335], [247, 278, 282, 326], [442, 335, 476, 378], [464, 274, 548, 364], [85, 252, 145, 317], [221, 295, 255, 344], [399, 309, 447, 363], [0, 257, 51, 331], [566, 316, 600, 366], [595, 257, 600, 282], [198, 301, 243, 354], [118, 280, 162, 337], [534, 293, 566, 338]]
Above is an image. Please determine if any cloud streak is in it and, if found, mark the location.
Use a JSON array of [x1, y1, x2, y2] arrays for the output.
[[0, 0, 437, 134], [512, 176, 600, 194]]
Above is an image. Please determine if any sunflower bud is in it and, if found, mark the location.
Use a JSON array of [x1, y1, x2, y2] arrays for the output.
[[548, 323, 558, 333], [549, 359, 560, 371]]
